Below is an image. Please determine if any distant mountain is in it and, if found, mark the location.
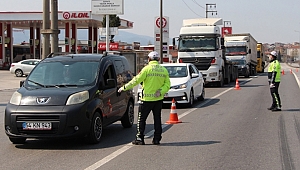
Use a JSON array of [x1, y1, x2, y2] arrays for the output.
[[12, 29, 155, 46]]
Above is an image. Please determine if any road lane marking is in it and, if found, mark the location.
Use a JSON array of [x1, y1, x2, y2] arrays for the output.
[[84, 79, 251, 170], [292, 71, 300, 89]]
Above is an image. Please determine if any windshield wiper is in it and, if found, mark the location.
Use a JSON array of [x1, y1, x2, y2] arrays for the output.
[[45, 84, 78, 88], [27, 80, 46, 87]]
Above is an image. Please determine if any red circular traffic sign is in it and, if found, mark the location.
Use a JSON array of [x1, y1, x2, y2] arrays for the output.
[[156, 17, 167, 28]]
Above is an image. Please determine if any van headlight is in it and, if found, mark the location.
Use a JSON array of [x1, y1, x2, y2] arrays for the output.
[[10, 91, 22, 105], [66, 91, 89, 105]]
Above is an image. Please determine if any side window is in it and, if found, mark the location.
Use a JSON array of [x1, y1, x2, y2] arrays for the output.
[[103, 65, 116, 87], [21, 61, 30, 65], [114, 60, 125, 75]]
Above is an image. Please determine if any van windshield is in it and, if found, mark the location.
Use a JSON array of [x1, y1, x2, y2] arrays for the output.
[[26, 61, 99, 88]]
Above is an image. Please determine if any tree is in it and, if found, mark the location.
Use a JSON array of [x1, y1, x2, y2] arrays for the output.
[[102, 15, 121, 42]]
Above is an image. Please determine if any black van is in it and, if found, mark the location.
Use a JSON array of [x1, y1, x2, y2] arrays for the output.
[[4, 52, 135, 144]]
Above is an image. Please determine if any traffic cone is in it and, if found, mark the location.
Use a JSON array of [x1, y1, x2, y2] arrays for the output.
[[290, 69, 292, 74], [282, 70, 285, 75], [234, 78, 241, 90], [296, 68, 298, 72], [166, 99, 182, 124]]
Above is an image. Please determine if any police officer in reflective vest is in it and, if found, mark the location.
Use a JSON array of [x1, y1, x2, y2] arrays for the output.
[[118, 51, 170, 145], [267, 51, 281, 111]]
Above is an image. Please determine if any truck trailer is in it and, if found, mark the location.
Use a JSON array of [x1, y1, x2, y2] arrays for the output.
[[174, 18, 238, 87], [256, 43, 265, 73], [224, 33, 257, 77]]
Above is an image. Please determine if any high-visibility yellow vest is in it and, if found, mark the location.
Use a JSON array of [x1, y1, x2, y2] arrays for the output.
[[122, 60, 170, 101], [268, 60, 281, 82]]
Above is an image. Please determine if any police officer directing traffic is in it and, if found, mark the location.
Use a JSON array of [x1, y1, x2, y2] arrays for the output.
[[118, 51, 170, 145], [267, 51, 281, 111]]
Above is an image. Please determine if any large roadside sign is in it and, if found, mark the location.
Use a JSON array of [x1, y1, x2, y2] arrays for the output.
[[91, 0, 124, 15]]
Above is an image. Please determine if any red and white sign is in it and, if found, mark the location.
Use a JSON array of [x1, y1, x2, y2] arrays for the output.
[[155, 17, 167, 28], [221, 27, 232, 37], [63, 12, 90, 20], [98, 42, 119, 50]]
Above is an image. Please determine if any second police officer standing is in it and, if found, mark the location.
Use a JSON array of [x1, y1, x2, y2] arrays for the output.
[[267, 51, 281, 111], [118, 51, 170, 145]]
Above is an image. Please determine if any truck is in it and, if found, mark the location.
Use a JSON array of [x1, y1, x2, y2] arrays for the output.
[[173, 18, 238, 87], [224, 33, 257, 77], [256, 43, 265, 73]]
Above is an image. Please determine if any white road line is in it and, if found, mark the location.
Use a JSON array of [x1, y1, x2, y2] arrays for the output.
[[84, 79, 250, 170], [292, 71, 300, 89]]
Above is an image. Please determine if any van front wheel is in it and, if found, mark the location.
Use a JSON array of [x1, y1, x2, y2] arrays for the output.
[[121, 101, 134, 128], [87, 112, 103, 144]]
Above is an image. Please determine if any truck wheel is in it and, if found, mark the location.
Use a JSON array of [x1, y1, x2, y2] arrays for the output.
[[87, 112, 103, 144], [121, 101, 134, 128], [217, 71, 224, 87], [9, 137, 26, 144]]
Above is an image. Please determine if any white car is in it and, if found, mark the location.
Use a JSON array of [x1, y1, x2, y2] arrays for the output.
[[137, 63, 205, 106], [10, 59, 41, 77]]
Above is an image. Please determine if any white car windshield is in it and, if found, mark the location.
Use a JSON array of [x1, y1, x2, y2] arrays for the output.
[[164, 66, 187, 78]]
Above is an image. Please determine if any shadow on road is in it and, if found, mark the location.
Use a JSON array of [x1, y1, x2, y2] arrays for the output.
[[160, 140, 221, 146]]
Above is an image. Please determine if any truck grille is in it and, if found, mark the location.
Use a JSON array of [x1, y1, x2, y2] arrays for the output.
[[180, 57, 214, 70]]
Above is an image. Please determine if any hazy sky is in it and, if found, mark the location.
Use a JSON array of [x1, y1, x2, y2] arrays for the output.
[[1, 0, 300, 44]]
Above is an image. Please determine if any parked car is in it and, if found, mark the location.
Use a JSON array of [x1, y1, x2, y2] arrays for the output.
[[10, 59, 41, 77], [137, 63, 205, 107], [5, 52, 135, 144]]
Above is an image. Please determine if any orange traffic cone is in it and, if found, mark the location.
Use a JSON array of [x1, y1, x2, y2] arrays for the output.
[[234, 78, 241, 90], [166, 99, 182, 124], [296, 68, 299, 72], [282, 70, 285, 75], [290, 69, 293, 74]]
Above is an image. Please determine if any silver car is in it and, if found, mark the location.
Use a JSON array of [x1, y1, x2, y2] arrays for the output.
[[10, 59, 41, 77]]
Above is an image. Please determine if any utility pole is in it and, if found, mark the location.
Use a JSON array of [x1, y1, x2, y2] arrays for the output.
[[41, 0, 60, 59], [50, 0, 59, 53], [206, 4, 217, 18], [41, 0, 50, 59]]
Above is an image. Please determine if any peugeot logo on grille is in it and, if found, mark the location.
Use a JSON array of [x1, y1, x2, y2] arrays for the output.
[[36, 97, 51, 104], [195, 58, 200, 63]]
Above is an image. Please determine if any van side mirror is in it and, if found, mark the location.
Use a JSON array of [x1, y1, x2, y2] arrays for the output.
[[20, 80, 24, 87], [221, 38, 224, 46], [172, 38, 175, 46], [107, 79, 116, 88], [248, 49, 251, 54]]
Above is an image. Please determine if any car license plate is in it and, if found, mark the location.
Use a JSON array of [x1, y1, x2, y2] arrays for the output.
[[22, 122, 52, 130]]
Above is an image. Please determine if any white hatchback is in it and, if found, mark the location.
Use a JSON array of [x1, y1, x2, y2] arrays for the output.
[[10, 59, 41, 77], [137, 63, 205, 106]]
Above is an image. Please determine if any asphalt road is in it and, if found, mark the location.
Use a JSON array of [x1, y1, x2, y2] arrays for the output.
[[0, 63, 299, 170]]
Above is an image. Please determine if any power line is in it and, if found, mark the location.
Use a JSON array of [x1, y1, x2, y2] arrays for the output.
[[192, 0, 205, 9], [182, 0, 204, 17]]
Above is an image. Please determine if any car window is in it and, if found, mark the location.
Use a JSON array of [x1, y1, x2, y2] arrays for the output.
[[21, 61, 30, 65], [103, 64, 117, 87]]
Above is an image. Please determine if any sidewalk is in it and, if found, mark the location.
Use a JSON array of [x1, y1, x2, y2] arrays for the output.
[[0, 70, 25, 91]]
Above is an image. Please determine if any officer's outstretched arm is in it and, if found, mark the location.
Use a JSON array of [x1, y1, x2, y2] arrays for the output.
[[121, 69, 147, 91]]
